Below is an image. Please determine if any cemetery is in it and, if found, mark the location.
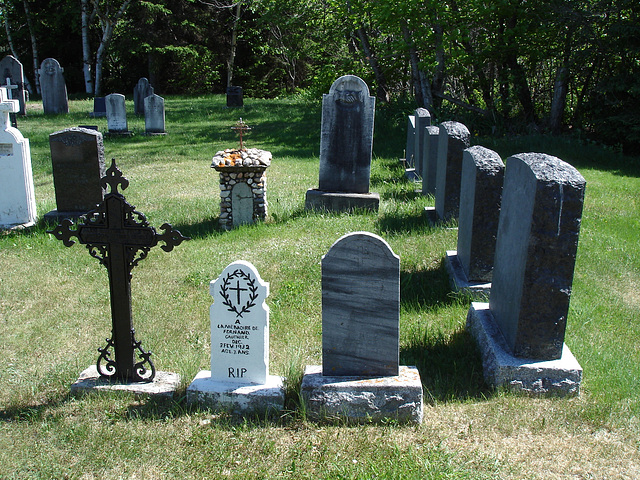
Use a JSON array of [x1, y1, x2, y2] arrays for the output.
[[0, 91, 639, 478]]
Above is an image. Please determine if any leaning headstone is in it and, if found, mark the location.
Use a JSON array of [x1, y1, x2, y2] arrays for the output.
[[301, 232, 423, 423], [39, 58, 69, 114], [466, 153, 585, 396], [0, 55, 26, 115], [50, 160, 188, 396], [144, 94, 166, 135], [446, 146, 504, 297], [187, 260, 284, 414], [90, 97, 106, 117], [305, 75, 379, 212], [0, 87, 36, 229], [412, 108, 431, 178], [44, 127, 106, 222], [105, 93, 131, 135], [133, 77, 154, 115], [421, 125, 440, 196]]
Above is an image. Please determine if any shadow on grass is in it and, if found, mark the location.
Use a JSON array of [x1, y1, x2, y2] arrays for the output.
[[376, 209, 432, 235], [400, 259, 455, 308]]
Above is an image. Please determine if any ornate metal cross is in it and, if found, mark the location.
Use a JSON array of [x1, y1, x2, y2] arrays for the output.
[[48, 160, 189, 382], [231, 118, 251, 150]]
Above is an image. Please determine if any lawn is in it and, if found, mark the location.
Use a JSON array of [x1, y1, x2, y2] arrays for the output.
[[0, 95, 638, 479]]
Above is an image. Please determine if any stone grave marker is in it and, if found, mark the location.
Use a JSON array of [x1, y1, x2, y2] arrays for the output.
[[0, 55, 27, 115], [446, 146, 504, 296], [44, 127, 106, 222], [49, 160, 188, 395], [412, 108, 431, 178], [39, 58, 69, 114], [133, 77, 154, 115], [226, 86, 243, 107], [0, 87, 36, 229], [187, 260, 284, 413], [305, 75, 379, 212], [301, 232, 423, 423], [90, 97, 106, 117], [144, 94, 166, 135], [402, 114, 415, 170], [105, 94, 131, 135], [466, 153, 585, 396], [421, 125, 440, 196]]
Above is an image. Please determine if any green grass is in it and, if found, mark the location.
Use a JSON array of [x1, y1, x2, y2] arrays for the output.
[[1, 95, 639, 478]]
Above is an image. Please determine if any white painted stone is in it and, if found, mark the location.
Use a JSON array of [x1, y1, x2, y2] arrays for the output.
[[105, 93, 128, 133], [144, 94, 165, 134]]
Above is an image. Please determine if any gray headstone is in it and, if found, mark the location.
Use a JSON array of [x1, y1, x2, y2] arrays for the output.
[[48, 127, 106, 214], [231, 182, 253, 227], [457, 146, 505, 282], [489, 153, 586, 360], [318, 75, 375, 193], [413, 108, 431, 177], [0, 55, 26, 115], [322, 232, 400, 376], [144, 94, 165, 134], [434, 121, 470, 220], [421, 125, 440, 195], [133, 77, 154, 115], [39, 58, 68, 114], [404, 115, 415, 167], [105, 94, 128, 133]]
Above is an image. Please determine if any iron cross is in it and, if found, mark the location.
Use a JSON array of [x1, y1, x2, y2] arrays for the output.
[[48, 160, 189, 382], [231, 118, 251, 150]]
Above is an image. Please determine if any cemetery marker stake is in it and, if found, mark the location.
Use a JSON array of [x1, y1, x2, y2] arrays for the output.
[[48, 159, 189, 382], [231, 118, 251, 150]]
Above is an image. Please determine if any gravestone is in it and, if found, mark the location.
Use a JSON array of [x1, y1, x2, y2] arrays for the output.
[[187, 261, 284, 413], [412, 108, 431, 178], [0, 87, 36, 229], [44, 127, 106, 222], [226, 86, 243, 107], [466, 153, 585, 396], [402, 114, 415, 169], [0, 55, 26, 115], [105, 94, 131, 135], [133, 77, 154, 115], [446, 146, 504, 296], [39, 58, 69, 114], [50, 160, 188, 395], [231, 182, 253, 227], [305, 75, 379, 212], [421, 125, 440, 196], [426, 121, 470, 222], [301, 232, 423, 423], [90, 97, 106, 117], [144, 94, 166, 135]]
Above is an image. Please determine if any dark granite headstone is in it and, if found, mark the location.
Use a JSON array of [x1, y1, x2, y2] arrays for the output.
[[133, 77, 154, 115], [457, 146, 505, 282], [0, 55, 26, 115], [413, 108, 431, 177], [489, 153, 586, 360], [90, 97, 106, 117], [322, 232, 400, 376], [421, 126, 440, 195], [226, 86, 243, 107], [434, 121, 470, 220], [39, 58, 69, 114]]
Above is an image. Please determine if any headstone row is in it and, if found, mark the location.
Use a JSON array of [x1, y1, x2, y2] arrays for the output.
[[106, 92, 165, 135]]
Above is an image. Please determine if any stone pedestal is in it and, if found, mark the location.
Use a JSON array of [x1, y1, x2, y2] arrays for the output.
[[213, 164, 269, 230], [304, 189, 379, 213], [445, 250, 491, 299], [70, 365, 180, 398]]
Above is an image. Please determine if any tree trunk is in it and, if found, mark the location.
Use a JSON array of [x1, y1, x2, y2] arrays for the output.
[[22, 0, 40, 95], [355, 26, 389, 103], [226, 1, 241, 88], [400, 19, 432, 110], [81, 0, 95, 95], [549, 65, 569, 134], [431, 23, 445, 109]]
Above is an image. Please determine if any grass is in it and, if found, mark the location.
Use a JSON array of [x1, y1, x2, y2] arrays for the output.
[[1, 95, 639, 478]]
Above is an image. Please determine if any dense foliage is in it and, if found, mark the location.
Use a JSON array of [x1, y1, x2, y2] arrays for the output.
[[0, 0, 638, 152]]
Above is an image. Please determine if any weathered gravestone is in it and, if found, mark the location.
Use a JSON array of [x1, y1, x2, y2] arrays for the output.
[[44, 127, 106, 222], [421, 125, 440, 196], [466, 153, 585, 396], [0, 87, 36, 229], [144, 94, 166, 135], [305, 75, 379, 212], [133, 77, 154, 115], [425, 121, 470, 222], [105, 94, 131, 135], [402, 114, 415, 171], [412, 108, 431, 179], [39, 58, 69, 114], [0, 55, 27, 115], [49, 160, 188, 396], [446, 146, 504, 296], [301, 232, 423, 423], [90, 97, 106, 117], [187, 261, 284, 413]]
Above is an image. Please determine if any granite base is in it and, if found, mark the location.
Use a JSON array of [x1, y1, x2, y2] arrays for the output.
[[43, 209, 91, 223], [445, 250, 491, 299], [70, 365, 180, 398], [305, 189, 380, 213]]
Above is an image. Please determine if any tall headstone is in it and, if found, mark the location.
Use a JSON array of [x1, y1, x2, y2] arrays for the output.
[[187, 261, 284, 413], [0, 55, 26, 115], [0, 87, 36, 229], [403, 115, 415, 168], [45, 127, 106, 221], [466, 153, 585, 396], [413, 108, 431, 178], [301, 232, 423, 423], [133, 77, 154, 115], [144, 94, 165, 135], [421, 125, 440, 196], [305, 75, 379, 212], [39, 58, 68, 114], [105, 94, 130, 135]]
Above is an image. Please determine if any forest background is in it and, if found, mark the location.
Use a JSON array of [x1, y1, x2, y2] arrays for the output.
[[1, 0, 638, 154]]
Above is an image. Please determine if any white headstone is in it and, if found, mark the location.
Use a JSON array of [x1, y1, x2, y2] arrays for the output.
[[0, 87, 36, 228], [144, 94, 165, 134], [105, 94, 128, 133]]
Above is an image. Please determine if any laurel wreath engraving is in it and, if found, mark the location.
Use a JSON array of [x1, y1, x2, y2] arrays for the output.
[[220, 269, 259, 318]]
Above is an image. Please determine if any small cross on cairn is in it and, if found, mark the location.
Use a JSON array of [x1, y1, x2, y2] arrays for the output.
[[231, 118, 251, 150], [48, 159, 190, 383]]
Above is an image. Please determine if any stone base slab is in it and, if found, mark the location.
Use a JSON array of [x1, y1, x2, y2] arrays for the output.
[[445, 250, 491, 299], [43, 209, 91, 223], [186, 370, 284, 414], [70, 365, 180, 398], [466, 303, 582, 396], [305, 189, 379, 213], [424, 206, 439, 224], [404, 168, 420, 182], [301, 365, 423, 424]]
